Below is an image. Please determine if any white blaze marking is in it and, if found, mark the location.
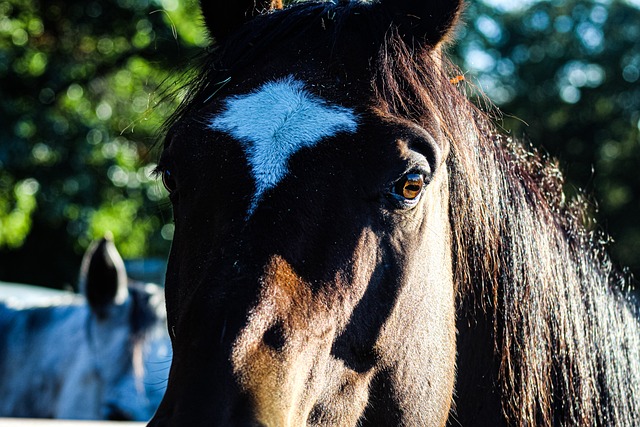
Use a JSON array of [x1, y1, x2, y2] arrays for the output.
[[209, 76, 358, 215]]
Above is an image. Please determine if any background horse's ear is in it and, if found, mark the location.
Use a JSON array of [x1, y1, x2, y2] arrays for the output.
[[200, 0, 283, 41], [79, 234, 128, 318], [379, 0, 464, 47]]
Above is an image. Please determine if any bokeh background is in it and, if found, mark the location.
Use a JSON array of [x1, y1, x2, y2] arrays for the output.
[[1, 0, 639, 290]]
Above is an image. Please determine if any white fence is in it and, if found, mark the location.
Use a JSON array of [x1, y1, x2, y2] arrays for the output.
[[0, 420, 145, 426]]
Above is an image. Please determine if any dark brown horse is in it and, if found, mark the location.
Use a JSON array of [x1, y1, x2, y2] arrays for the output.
[[149, 1, 640, 425]]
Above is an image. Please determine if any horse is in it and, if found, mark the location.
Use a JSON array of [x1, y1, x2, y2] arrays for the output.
[[148, 0, 640, 425], [0, 237, 171, 421]]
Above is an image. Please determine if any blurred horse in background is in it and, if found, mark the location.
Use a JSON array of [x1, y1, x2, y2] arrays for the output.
[[0, 237, 170, 421]]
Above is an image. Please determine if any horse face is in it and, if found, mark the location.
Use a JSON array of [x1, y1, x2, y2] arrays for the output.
[[151, 1, 461, 426]]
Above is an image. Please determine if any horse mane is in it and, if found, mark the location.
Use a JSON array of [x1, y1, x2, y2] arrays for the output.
[[374, 27, 640, 427], [167, 2, 640, 425]]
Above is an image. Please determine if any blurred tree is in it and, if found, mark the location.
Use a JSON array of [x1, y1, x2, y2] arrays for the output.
[[0, 0, 207, 288], [454, 0, 640, 281]]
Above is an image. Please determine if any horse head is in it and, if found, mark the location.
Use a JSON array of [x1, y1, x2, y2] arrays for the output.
[[151, 1, 463, 425]]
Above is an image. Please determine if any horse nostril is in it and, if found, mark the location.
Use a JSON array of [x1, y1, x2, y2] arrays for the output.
[[263, 320, 286, 351]]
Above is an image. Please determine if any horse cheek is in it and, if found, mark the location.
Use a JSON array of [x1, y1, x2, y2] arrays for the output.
[[379, 170, 456, 426]]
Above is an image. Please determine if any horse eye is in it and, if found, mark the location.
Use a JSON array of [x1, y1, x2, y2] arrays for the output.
[[395, 173, 425, 200], [162, 169, 177, 194]]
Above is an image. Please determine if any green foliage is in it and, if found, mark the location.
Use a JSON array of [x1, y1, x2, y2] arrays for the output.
[[0, 0, 206, 287], [454, 0, 640, 280], [0, 177, 39, 247]]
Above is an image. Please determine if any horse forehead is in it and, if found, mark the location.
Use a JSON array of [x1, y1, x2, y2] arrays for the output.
[[209, 76, 358, 215]]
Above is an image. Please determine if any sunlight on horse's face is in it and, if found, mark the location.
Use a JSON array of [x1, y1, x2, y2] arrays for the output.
[[156, 71, 455, 426]]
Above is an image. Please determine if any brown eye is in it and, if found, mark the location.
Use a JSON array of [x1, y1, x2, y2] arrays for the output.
[[162, 169, 177, 194], [397, 174, 425, 200], [388, 172, 428, 209]]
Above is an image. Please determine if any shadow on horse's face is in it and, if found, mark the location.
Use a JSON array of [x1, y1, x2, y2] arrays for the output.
[[151, 1, 462, 426]]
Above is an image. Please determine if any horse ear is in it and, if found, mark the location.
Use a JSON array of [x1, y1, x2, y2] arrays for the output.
[[200, 0, 283, 41], [80, 235, 128, 318], [379, 0, 464, 47]]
